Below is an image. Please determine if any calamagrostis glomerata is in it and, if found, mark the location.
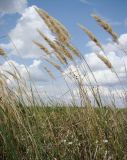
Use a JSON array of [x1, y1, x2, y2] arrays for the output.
[[55, 41, 73, 60], [37, 29, 67, 64], [79, 24, 103, 51], [96, 53, 113, 69], [44, 66, 55, 79], [33, 40, 51, 55], [35, 7, 70, 43], [0, 47, 6, 56], [92, 14, 118, 43], [66, 43, 81, 58], [45, 58, 62, 72]]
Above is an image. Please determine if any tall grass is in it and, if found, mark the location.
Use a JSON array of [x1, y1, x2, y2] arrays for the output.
[[0, 7, 127, 160]]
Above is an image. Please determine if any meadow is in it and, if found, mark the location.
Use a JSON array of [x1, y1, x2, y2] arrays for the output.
[[0, 7, 127, 160]]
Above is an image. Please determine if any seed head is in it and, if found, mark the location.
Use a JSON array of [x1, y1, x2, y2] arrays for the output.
[[79, 24, 103, 51], [96, 53, 113, 69], [92, 14, 118, 43]]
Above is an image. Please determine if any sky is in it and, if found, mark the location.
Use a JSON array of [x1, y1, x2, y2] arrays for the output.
[[0, 0, 127, 106]]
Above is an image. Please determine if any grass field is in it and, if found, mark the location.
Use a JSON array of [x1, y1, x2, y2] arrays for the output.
[[1, 106, 127, 160], [0, 6, 127, 160]]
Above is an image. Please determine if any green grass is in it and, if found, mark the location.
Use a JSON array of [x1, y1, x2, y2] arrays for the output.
[[1, 105, 127, 160]]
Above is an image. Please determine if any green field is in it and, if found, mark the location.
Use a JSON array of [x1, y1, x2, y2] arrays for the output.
[[1, 105, 127, 160]]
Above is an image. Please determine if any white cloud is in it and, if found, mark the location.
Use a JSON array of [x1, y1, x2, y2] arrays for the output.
[[0, 5, 69, 103], [62, 33, 127, 106], [2, 6, 54, 59], [119, 33, 127, 46], [0, 59, 70, 103], [71, 51, 127, 86], [0, 59, 46, 84], [0, 4, 127, 106], [72, 85, 125, 107], [0, 0, 27, 14], [0, 59, 49, 104], [80, 0, 93, 5]]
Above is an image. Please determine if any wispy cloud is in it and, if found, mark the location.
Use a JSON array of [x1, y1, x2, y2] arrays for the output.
[[124, 18, 127, 27], [1, 6, 54, 59], [108, 20, 122, 27], [0, 0, 28, 14], [80, 0, 93, 5]]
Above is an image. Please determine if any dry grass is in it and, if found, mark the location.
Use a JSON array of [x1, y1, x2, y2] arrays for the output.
[[44, 58, 62, 72], [96, 53, 113, 69], [92, 14, 118, 43], [0, 7, 127, 160], [44, 66, 56, 79], [35, 7, 70, 44], [33, 40, 51, 55], [0, 47, 6, 56], [78, 24, 104, 51]]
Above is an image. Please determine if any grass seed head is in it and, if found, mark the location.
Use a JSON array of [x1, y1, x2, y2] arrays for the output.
[[44, 66, 55, 79], [79, 24, 103, 51], [33, 40, 51, 55], [55, 41, 73, 60], [96, 53, 113, 69], [66, 43, 81, 58], [35, 7, 70, 44], [92, 14, 118, 43], [0, 47, 6, 56], [45, 58, 62, 72], [37, 29, 67, 64]]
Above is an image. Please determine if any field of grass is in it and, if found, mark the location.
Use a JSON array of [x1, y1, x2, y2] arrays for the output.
[[0, 6, 127, 160], [1, 105, 127, 160]]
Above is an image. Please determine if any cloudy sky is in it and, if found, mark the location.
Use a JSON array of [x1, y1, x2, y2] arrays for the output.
[[0, 0, 127, 106]]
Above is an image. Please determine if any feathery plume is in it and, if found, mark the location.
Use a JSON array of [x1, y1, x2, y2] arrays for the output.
[[33, 40, 51, 55], [35, 7, 70, 43], [45, 58, 62, 72], [55, 51, 68, 65], [0, 47, 6, 56], [92, 14, 118, 43], [96, 53, 113, 69], [55, 41, 73, 60], [66, 43, 81, 58], [44, 66, 55, 79], [53, 18, 70, 38], [79, 24, 103, 51], [37, 29, 67, 64]]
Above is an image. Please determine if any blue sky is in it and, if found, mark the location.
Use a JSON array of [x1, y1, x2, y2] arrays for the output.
[[0, 0, 127, 106]]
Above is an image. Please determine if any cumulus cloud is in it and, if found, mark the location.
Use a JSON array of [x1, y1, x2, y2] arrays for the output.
[[64, 51, 127, 87], [0, 3, 127, 105], [0, 0, 27, 14], [62, 32, 127, 106], [0, 59, 46, 84], [0, 5, 69, 102], [2, 6, 54, 59], [0, 59, 70, 102]]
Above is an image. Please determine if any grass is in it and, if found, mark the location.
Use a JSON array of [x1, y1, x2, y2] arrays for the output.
[[1, 106, 127, 160], [0, 6, 127, 160]]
